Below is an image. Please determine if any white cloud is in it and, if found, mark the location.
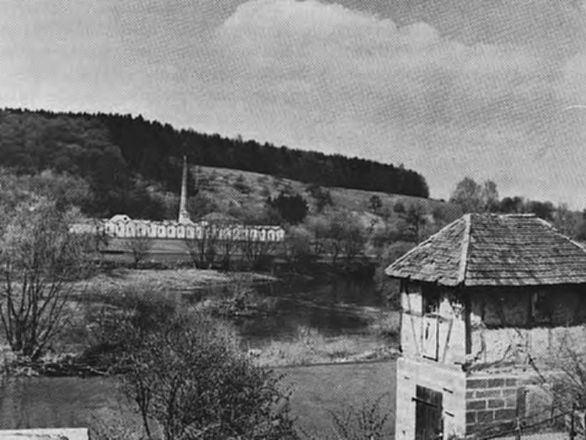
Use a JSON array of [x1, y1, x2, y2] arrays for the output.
[[205, 0, 586, 205], [214, 0, 556, 129], [1, 0, 585, 208]]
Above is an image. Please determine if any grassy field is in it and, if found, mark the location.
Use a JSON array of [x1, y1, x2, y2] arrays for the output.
[[0, 361, 396, 438], [149, 164, 461, 229], [74, 268, 275, 294], [194, 164, 455, 216], [281, 360, 396, 437]]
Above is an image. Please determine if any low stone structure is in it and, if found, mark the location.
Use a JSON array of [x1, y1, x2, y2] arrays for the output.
[[0, 428, 88, 440], [387, 213, 586, 439]]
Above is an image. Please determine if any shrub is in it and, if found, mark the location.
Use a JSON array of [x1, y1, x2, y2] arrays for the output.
[[267, 192, 309, 225], [119, 312, 298, 440], [303, 393, 391, 440], [0, 200, 95, 359]]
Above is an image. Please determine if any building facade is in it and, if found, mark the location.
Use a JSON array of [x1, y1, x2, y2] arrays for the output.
[[387, 214, 586, 439], [73, 215, 285, 243]]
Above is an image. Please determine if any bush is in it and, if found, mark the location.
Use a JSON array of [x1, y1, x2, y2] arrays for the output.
[[303, 393, 391, 440], [119, 311, 298, 440], [267, 192, 309, 224]]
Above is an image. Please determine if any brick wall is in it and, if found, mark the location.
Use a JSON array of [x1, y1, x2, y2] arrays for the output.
[[466, 375, 520, 434], [465, 372, 558, 436]]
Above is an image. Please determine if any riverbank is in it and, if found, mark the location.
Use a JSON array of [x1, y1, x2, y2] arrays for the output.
[[0, 267, 400, 376], [0, 360, 396, 438]]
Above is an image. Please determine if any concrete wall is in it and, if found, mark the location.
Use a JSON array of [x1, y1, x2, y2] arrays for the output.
[[395, 357, 467, 440]]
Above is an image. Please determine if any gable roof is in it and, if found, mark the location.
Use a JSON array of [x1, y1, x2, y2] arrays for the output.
[[385, 213, 586, 287]]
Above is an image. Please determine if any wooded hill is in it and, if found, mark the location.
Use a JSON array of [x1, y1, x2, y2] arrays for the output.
[[0, 108, 429, 219]]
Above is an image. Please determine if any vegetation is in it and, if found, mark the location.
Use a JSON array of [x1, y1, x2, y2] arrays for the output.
[[254, 327, 396, 368], [0, 108, 429, 221], [267, 192, 309, 225], [449, 177, 586, 240], [324, 393, 391, 440], [0, 199, 94, 360], [84, 291, 298, 440], [124, 237, 153, 267]]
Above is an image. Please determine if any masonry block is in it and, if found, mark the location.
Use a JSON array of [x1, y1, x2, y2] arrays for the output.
[[477, 410, 495, 423], [468, 379, 488, 388], [488, 378, 505, 387], [494, 409, 517, 421], [504, 396, 516, 408], [476, 389, 501, 398], [467, 400, 487, 410], [488, 399, 505, 409]]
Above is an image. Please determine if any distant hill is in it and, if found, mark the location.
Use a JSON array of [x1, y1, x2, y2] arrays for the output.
[[0, 108, 429, 219]]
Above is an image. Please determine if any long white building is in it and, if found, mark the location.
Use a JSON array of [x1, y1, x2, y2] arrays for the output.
[[72, 215, 285, 242], [70, 157, 285, 243]]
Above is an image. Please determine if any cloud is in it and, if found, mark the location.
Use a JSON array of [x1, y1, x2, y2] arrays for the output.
[[1, 0, 584, 207], [204, 0, 586, 205], [214, 0, 556, 129]]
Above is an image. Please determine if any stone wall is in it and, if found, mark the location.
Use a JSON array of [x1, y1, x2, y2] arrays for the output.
[[465, 374, 521, 434], [395, 357, 467, 440], [465, 371, 559, 436]]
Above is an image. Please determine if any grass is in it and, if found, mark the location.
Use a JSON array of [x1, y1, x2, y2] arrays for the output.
[[0, 361, 396, 439], [73, 268, 275, 297], [254, 325, 399, 367], [191, 164, 461, 226], [279, 361, 396, 438]]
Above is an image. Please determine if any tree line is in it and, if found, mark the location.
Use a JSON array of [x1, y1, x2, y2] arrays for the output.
[[0, 108, 429, 220], [449, 177, 586, 240]]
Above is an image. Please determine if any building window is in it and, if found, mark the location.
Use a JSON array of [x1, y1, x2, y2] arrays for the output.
[[531, 291, 553, 324], [422, 286, 441, 316]]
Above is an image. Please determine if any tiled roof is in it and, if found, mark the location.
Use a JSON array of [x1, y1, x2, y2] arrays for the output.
[[385, 213, 586, 287]]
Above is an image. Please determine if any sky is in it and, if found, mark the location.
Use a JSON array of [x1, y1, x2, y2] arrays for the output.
[[1, 0, 586, 207]]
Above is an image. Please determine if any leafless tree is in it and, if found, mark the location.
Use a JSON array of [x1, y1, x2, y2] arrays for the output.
[[240, 233, 276, 270], [123, 236, 153, 267], [184, 223, 218, 269], [119, 312, 298, 440], [0, 200, 93, 359]]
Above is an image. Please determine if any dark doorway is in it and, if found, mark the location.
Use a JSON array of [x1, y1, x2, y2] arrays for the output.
[[414, 385, 443, 440]]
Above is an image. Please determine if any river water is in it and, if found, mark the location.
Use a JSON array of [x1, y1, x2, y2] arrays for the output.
[[223, 276, 389, 347]]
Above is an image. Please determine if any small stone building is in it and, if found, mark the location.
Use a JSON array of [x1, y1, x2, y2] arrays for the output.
[[386, 213, 586, 439]]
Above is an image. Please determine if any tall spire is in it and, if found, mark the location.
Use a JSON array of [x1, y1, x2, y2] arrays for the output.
[[178, 155, 192, 224]]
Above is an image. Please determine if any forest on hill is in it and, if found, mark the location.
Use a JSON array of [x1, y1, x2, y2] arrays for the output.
[[0, 108, 429, 219]]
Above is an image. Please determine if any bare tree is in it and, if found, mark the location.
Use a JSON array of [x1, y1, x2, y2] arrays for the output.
[[240, 233, 276, 270], [123, 236, 153, 267], [0, 200, 93, 359], [184, 223, 218, 269], [120, 312, 298, 440]]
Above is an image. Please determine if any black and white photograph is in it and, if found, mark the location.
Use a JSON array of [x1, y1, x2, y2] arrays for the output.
[[0, 1, 585, 439]]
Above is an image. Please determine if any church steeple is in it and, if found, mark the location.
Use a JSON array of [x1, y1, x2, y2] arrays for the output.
[[178, 155, 192, 224]]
